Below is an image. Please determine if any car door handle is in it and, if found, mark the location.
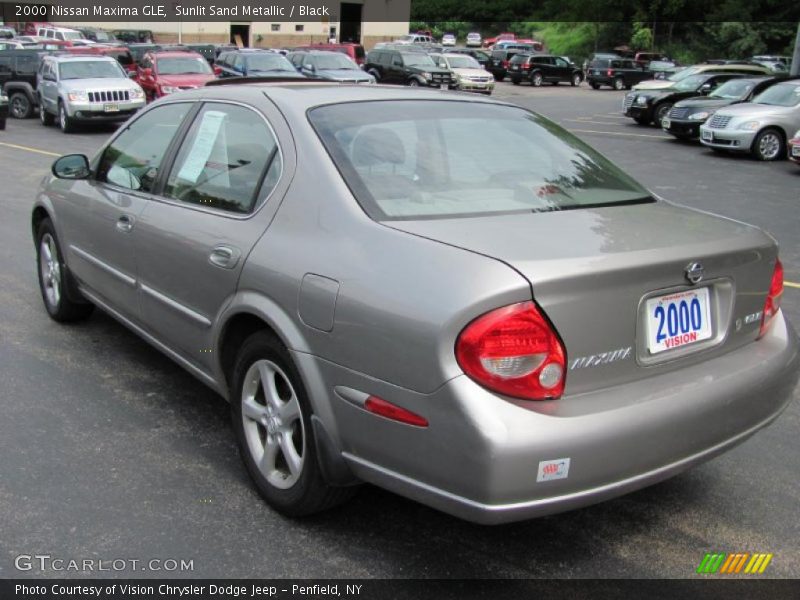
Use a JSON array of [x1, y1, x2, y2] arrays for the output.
[[208, 244, 241, 269], [116, 214, 135, 233]]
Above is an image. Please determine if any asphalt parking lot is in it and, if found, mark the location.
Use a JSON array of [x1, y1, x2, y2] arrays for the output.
[[0, 81, 798, 579]]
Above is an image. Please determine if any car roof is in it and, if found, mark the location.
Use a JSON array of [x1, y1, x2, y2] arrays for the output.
[[48, 54, 116, 62], [151, 51, 203, 58]]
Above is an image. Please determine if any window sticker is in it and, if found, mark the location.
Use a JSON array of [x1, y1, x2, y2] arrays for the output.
[[176, 110, 227, 183]]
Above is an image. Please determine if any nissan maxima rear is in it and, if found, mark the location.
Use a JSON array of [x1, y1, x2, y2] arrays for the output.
[[33, 85, 798, 524]]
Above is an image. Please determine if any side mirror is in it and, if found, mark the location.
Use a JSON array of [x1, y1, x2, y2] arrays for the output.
[[700, 83, 713, 94], [52, 154, 90, 179], [303, 63, 315, 72]]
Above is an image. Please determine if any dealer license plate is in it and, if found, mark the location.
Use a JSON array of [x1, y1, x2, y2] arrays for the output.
[[645, 287, 712, 355], [701, 129, 713, 142], [661, 117, 671, 129], [104, 103, 119, 113]]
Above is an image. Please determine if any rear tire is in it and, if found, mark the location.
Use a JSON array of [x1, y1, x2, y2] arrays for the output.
[[35, 219, 94, 322], [613, 78, 625, 91], [231, 331, 357, 517], [752, 128, 785, 161], [590, 82, 600, 90], [9, 92, 32, 119], [531, 72, 543, 87], [571, 73, 582, 86]]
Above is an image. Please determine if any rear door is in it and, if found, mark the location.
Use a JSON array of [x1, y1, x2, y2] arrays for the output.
[[133, 100, 285, 372]]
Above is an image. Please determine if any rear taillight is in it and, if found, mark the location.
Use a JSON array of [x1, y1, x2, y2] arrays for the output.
[[607, 68, 614, 76], [523, 63, 532, 70], [456, 301, 566, 400], [759, 259, 783, 338], [502, 59, 509, 68]]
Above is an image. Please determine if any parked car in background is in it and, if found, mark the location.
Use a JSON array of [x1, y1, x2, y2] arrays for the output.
[[65, 45, 136, 73], [185, 44, 217, 65], [752, 60, 788, 74], [634, 52, 667, 68], [447, 47, 491, 69], [291, 43, 366, 66], [430, 53, 493, 94], [36, 26, 88, 45], [287, 50, 373, 83], [76, 27, 118, 43], [126, 43, 163, 66], [752, 55, 791, 68], [37, 54, 145, 132], [0, 49, 45, 119], [488, 46, 534, 81], [0, 40, 25, 50], [508, 54, 584, 87], [633, 63, 771, 91], [699, 79, 800, 160], [466, 32, 482, 47], [32, 83, 798, 524], [0, 26, 15, 39], [788, 129, 800, 165], [113, 29, 154, 44], [441, 34, 456, 47], [364, 47, 454, 88], [586, 57, 652, 90], [0, 91, 8, 129], [136, 50, 216, 100], [217, 49, 303, 80], [395, 34, 435, 45], [649, 60, 679, 79], [663, 76, 784, 140], [624, 72, 747, 126], [483, 32, 515, 47], [22, 22, 50, 35]]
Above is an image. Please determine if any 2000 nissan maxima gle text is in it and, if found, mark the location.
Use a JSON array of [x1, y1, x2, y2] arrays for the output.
[[31, 83, 798, 524]]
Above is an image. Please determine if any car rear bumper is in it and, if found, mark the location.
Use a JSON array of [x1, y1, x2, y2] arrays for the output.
[[587, 75, 613, 86], [304, 313, 798, 524], [699, 127, 756, 152]]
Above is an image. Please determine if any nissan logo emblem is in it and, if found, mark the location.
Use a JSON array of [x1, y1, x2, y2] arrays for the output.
[[685, 262, 704, 285]]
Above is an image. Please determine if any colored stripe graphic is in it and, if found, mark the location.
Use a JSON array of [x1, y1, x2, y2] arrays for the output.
[[698, 552, 773, 574]]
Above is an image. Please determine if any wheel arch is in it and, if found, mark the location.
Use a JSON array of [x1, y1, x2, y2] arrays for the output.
[[3, 81, 36, 102], [215, 299, 356, 486], [751, 125, 787, 159]]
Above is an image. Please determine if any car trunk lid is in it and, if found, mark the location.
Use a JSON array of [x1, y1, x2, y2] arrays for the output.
[[387, 201, 777, 395]]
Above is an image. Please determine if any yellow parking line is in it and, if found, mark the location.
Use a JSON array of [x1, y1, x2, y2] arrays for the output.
[[0, 141, 61, 157], [567, 128, 669, 139], [785, 281, 800, 289]]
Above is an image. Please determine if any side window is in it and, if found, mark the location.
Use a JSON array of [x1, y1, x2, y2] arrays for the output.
[[379, 52, 392, 67], [164, 103, 282, 214], [233, 55, 244, 71], [555, 58, 568, 67], [97, 103, 192, 192], [392, 54, 403, 67], [16, 55, 38, 75], [0, 56, 12, 74]]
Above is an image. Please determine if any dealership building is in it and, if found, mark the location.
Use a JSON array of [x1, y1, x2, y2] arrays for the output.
[[0, 1, 410, 48]]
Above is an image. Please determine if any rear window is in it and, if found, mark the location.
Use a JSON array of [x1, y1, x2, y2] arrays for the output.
[[309, 101, 651, 221]]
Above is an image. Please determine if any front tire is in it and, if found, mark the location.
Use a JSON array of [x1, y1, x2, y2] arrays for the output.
[[39, 99, 54, 126], [9, 92, 32, 119], [654, 103, 672, 127], [408, 78, 419, 87], [571, 73, 582, 86], [231, 331, 356, 516], [58, 101, 75, 133], [36, 219, 94, 322], [752, 128, 785, 161]]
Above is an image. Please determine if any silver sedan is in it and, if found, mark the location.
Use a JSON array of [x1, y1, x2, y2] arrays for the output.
[[32, 83, 798, 524]]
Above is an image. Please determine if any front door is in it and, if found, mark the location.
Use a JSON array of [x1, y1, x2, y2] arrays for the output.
[[61, 102, 194, 320], [134, 101, 285, 372]]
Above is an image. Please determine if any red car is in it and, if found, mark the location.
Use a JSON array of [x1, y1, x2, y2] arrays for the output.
[[293, 42, 365, 66], [136, 50, 216, 100], [483, 32, 516, 47], [789, 131, 800, 166]]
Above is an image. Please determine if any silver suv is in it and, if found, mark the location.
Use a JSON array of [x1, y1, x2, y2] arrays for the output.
[[37, 55, 145, 133]]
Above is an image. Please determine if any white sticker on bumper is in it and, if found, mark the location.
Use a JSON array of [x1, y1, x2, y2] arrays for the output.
[[537, 458, 571, 482]]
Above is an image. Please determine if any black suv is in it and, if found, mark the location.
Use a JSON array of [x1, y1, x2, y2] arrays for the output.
[[508, 54, 584, 86], [586, 57, 652, 90], [0, 50, 47, 119], [623, 72, 746, 126], [488, 46, 533, 81], [364, 48, 454, 88]]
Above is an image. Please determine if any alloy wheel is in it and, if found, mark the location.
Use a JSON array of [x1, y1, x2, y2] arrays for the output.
[[240, 359, 306, 490], [39, 233, 61, 309], [757, 132, 781, 160], [11, 95, 29, 118]]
